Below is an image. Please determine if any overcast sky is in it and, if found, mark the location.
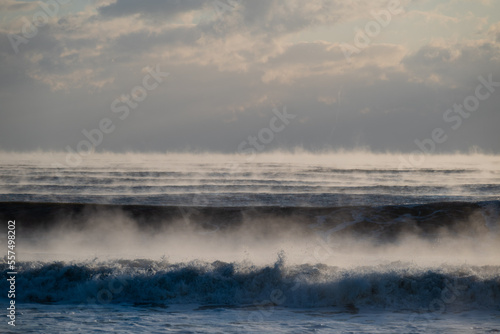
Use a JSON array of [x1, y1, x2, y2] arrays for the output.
[[1, 0, 499, 154]]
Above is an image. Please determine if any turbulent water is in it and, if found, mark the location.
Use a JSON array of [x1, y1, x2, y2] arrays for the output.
[[1, 151, 500, 333]]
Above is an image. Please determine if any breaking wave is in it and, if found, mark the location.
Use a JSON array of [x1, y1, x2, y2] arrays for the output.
[[2, 256, 500, 311]]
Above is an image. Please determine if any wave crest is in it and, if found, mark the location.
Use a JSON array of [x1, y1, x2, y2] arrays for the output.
[[3, 257, 499, 311]]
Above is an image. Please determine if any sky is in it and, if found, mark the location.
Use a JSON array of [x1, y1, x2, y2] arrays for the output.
[[0, 0, 499, 155]]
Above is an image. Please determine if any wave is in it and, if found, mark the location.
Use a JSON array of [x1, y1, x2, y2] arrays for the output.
[[2, 201, 499, 240], [2, 200, 499, 311], [1, 256, 499, 311]]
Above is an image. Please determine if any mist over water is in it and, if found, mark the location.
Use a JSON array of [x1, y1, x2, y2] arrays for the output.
[[1, 151, 500, 329], [2, 150, 500, 263], [1, 150, 499, 206], [10, 201, 500, 268]]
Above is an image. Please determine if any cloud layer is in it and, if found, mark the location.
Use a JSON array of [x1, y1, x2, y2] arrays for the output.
[[1, 0, 499, 153]]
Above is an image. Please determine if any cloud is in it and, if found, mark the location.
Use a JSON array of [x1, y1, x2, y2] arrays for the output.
[[96, 0, 399, 39], [97, 0, 206, 19], [0, 0, 499, 153], [260, 42, 406, 84], [489, 22, 500, 43], [402, 40, 500, 87], [0, 0, 39, 12]]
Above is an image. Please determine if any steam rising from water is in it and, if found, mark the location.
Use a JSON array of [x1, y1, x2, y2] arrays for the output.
[[1, 150, 499, 206], [1, 151, 500, 312], [3, 206, 498, 309], [13, 206, 500, 268], [0, 150, 498, 266]]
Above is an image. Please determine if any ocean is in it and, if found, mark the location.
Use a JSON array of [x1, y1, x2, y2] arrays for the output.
[[1, 151, 500, 333]]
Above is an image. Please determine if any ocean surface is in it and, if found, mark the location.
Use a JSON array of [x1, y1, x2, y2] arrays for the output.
[[1, 151, 500, 333]]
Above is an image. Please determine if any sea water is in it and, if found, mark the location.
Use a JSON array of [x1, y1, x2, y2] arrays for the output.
[[1, 151, 499, 333]]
